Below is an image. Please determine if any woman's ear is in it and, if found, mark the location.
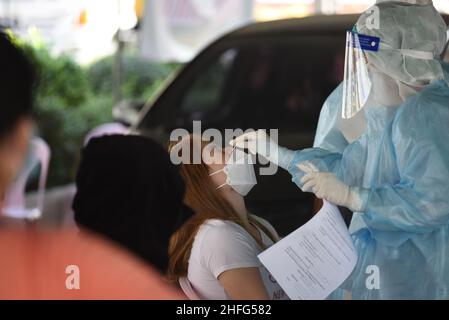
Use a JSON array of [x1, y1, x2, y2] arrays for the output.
[[0, 117, 33, 193], [6, 117, 32, 161]]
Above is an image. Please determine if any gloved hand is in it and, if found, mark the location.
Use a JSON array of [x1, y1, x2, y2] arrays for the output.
[[300, 168, 366, 212], [229, 129, 294, 170]]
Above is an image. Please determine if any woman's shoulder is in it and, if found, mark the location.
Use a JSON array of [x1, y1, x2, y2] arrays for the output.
[[196, 219, 249, 241], [189, 219, 263, 279], [191, 219, 262, 256], [249, 215, 280, 241]]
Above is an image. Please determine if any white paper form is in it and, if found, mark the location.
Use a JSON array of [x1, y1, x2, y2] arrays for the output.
[[258, 201, 357, 300]]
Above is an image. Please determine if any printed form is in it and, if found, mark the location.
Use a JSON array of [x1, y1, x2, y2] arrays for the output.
[[258, 201, 357, 300]]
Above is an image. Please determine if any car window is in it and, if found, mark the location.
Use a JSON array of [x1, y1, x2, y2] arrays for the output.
[[175, 37, 344, 133], [179, 49, 238, 122]]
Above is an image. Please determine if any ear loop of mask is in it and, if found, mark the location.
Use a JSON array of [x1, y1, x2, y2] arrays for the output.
[[379, 42, 435, 60], [376, 42, 438, 86], [209, 168, 228, 190], [208, 146, 236, 190]]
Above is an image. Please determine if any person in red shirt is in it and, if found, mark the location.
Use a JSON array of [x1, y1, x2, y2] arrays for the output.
[[0, 31, 185, 300]]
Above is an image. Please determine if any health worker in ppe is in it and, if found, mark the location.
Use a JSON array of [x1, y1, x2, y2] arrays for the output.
[[231, 0, 449, 299]]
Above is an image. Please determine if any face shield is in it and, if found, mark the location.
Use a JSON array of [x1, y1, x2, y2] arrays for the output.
[[342, 31, 380, 119]]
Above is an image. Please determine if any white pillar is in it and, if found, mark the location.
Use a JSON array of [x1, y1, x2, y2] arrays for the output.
[[316, 0, 337, 15], [315, 0, 323, 14], [244, 0, 255, 21]]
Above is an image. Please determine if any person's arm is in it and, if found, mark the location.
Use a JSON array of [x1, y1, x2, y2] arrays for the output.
[[218, 267, 269, 300], [360, 102, 449, 233], [301, 107, 449, 234]]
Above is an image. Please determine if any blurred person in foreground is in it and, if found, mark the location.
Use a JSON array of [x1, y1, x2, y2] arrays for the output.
[[0, 31, 184, 299], [73, 134, 194, 274]]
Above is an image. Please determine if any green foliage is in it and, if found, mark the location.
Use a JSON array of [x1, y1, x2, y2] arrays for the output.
[[88, 54, 179, 100], [17, 39, 180, 187], [18, 42, 97, 187]]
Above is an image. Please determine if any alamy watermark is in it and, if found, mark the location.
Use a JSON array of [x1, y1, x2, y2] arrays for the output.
[[65, 264, 80, 290], [365, 265, 380, 290], [365, 5, 380, 30], [169, 121, 280, 176]]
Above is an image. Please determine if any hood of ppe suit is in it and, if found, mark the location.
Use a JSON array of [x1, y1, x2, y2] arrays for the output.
[[356, 1, 447, 87], [376, 0, 432, 5]]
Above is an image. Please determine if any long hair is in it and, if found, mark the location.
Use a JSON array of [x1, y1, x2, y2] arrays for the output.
[[167, 134, 276, 282]]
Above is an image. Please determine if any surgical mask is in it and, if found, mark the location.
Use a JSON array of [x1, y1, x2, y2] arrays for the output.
[[338, 109, 366, 143], [368, 66, 403, 107], [209, 148, 257, 196]]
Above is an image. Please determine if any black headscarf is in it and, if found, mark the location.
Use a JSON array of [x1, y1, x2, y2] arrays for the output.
[[73, 135, 192, 273]]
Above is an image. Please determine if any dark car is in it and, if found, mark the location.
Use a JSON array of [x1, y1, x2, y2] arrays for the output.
[[134, 14, 449, 236]]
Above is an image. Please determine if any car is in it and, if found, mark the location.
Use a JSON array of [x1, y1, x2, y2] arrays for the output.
[[134, 14, 449, 236]]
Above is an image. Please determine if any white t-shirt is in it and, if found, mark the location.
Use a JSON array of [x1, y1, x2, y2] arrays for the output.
[[186, 215, 288, 300]]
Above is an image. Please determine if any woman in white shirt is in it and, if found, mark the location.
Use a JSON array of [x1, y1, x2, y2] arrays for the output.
[[168, 134, 287, 300]]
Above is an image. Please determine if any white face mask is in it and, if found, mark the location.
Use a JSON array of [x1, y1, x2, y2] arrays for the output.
[[338, 108, 367, 144], [209, 148, 257, 196], [368, 66, 404, 108]]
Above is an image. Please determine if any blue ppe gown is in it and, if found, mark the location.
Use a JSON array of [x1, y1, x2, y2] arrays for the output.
[[282, 62, 449, 299]]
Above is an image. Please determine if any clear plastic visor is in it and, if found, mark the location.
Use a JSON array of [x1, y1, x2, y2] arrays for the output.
[[342, 31, 373, 119]]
